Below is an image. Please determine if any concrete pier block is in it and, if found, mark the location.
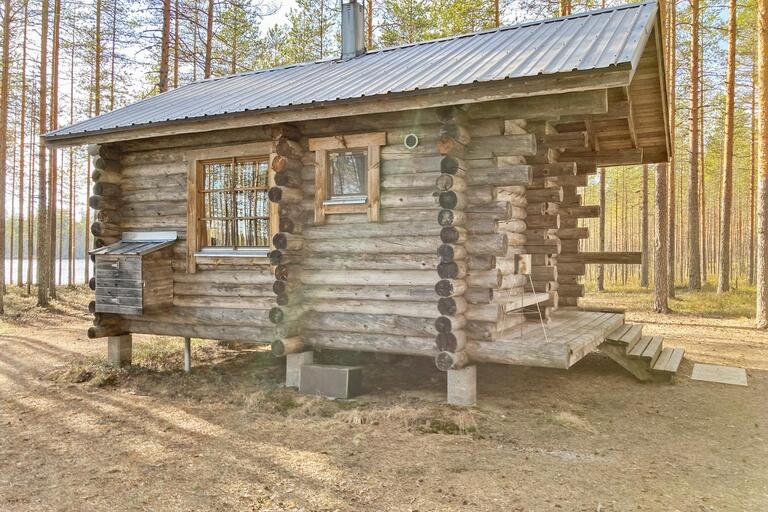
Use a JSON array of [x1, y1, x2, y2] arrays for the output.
[[107, 335, 132, 367], [447, 365, 477, 406], [299, 364, 363, 399], [286, 351, 313, 388]]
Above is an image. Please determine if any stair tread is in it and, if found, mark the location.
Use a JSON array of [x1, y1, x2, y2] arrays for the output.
[[628, 335, 652, 357], [642, 336, 664, 365], [606, 324, 643, 346], [653, 347, 685, 373], [606, 324, 632, 342]]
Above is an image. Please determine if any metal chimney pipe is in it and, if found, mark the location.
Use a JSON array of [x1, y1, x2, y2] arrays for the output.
[[341, 0, 365, 60]]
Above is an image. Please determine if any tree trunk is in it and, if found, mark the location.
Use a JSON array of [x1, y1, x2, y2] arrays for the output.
[[95, 0, 101, 115], [654, 164, 670, 313], [173, 0, 179, 88], [37, 0, 50, 306], [641, 164, 649, 287], [204, 0, 213, 78], [159, 0, 171, 92], [688, 0, 702, 290], [0, 0, 10, 311], [750, 60, 757, 287], [109, 0, 116, 109], [48, 0, 61, 298], [17, 0, 28, 288], [757, 0, 768, 328], [597, 168, 605, 291], [667, 0, 676, 298], [717, 0, 737, 293]]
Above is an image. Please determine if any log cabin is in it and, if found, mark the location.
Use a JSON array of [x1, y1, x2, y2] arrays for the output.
[[44, 0, 684, 404]]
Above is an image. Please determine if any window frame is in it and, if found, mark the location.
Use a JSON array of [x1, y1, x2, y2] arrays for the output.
[[184, 141, 277, 273], [308, 132, 385, 224]]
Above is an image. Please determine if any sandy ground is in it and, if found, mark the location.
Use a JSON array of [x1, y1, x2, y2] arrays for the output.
[[0, 288, 767, 511]]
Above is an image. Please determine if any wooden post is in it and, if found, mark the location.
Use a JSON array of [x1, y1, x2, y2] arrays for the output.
[[107, 335, 132, 367]]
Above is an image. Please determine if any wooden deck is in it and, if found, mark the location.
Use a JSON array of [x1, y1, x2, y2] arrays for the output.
[[469, 310, 625, 369]]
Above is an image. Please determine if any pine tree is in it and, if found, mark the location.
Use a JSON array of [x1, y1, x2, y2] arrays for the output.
[[688, 0, 702, 290], [0, 0, 11, 312], [379, 0, 430, 46], [655, 164, 670, 312], [756, 0, 768, 328], [718, 0, 738, 293], [37, 0, 50, 306]]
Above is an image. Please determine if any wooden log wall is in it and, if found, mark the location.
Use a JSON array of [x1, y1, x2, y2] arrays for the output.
[[525, 122, 600, 309], [99, 132, 277, 344], [86, 143, 127, 339], [268, 125, 307, 356]]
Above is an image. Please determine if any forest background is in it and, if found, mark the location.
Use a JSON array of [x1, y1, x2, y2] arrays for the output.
[[0, 0, 764, 325]]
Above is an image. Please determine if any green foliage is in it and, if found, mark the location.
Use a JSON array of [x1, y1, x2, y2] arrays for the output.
[[283, 0, 339, 62], [379, 0, 433, 46]]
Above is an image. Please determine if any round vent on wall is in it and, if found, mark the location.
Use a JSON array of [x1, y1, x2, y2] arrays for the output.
[[404, 133, 419, 149]]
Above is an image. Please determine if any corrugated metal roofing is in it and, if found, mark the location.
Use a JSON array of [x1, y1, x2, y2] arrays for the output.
[[45, 1, 658, 141]]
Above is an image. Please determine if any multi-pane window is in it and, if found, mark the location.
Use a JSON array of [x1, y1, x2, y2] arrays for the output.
[[199, 157, 270, 249]]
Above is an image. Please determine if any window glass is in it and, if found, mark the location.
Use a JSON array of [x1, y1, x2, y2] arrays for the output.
[[329, 150, 367, 197], [200, 157, 271, 249]]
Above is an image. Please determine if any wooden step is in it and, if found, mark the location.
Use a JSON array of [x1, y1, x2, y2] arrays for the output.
[[606, 323, 643, 348], [503, 292, 551, 312], [628, 335, 663, 364], [652, 347, 685, 374]]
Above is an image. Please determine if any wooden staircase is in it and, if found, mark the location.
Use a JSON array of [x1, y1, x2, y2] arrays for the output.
[[599, 323, 684, 382]]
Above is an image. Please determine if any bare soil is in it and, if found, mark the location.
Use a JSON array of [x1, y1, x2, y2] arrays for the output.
[[1, 287, 766, 511]]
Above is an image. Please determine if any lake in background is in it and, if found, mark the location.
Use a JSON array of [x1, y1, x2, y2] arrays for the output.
[[5, 259, 91, 285]]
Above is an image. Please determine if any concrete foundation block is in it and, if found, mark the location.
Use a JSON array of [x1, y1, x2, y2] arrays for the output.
[[447, 365, 477, 406], [299, 364, 362, 399], [107, 335, 132, 367], [285, 351, 313, 388]]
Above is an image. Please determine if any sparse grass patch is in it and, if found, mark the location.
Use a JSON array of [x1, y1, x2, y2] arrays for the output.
[[583, 285, 756, 319], [47, 357, 126, 387]]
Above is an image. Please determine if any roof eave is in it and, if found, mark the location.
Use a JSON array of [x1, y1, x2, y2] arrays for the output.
[[43, 65, 633, 147]]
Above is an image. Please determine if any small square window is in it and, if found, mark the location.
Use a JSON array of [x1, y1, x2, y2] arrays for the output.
[[328, 149, 368, 199]]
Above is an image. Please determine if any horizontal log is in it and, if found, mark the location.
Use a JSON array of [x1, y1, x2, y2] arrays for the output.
[[550, 227, 589, 239], [92, 156, 121, 172], [544, 175, 588, 188], [526, 187, 563, 203], [435, 350, 469, 371], [435, 331, 467, 352], [306, 236, 441, 254], [275, 137, 304, 159], [302, 253, 438, 271], [302, 270, 436, 287], [434, 315, 466, 333], [435, 279, 467, 298], [303, 221, 441, 239], [530, 162, 577, 179], [272, 155, 303, 173], [87, 325, 127, 339], [311, 299, 438, 319], [437, 243, 467, 263], [89, 195, 119, 210], [271, 337, 304, 357], [87, 144, 122, 160], [272, 232, 303, 251], [90, 221, 120, 238], [525, 214, 560, 229], [268, 186, 303, 204], [570, 251, 642, 264], [435, 173, 467, 192], [304, 330, 436, 358], [558, 205, 600, 218], [303, 311, 436, 337], [469, 166, 531, 187], [302, 284, 435, 302], [91, 168, 121, 184], [468, 134, 537, 157], [274, 169, 303, 188], [127, 321, 275, 344]]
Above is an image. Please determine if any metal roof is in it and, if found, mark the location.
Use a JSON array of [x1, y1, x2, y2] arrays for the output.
[[89, 232, 178, 256], [45, 1, 658, 142]]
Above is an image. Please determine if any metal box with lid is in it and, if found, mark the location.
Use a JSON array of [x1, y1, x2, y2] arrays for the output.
[[90, 232, 177, 315]]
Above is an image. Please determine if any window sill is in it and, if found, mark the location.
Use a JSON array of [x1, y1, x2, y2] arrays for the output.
[[194, 250, 270, 267]]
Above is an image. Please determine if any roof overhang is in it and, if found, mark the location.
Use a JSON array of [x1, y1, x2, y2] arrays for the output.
[[43, 65, 633, 147]]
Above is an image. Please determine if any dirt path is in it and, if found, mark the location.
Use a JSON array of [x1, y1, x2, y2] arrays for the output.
[[1, 289, 767, 511]]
